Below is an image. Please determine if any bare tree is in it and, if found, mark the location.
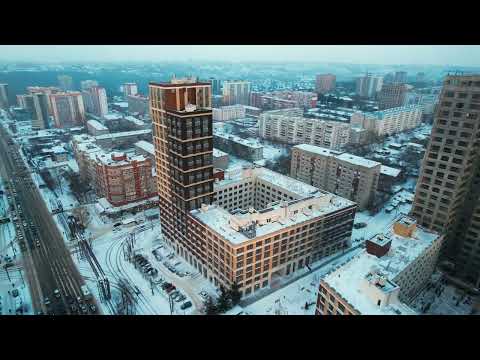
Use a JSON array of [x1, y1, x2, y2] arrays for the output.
[[72, 206, 91, 228]]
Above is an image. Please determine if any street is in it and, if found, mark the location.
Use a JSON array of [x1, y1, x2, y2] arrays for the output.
[[0, 124, 100, 315]]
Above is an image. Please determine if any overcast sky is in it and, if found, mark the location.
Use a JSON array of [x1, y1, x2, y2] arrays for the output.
[[0, 45, 479, 66]]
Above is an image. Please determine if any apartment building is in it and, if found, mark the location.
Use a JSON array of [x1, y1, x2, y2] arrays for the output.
[[72, 135, 103, 183], [0, 84, 9, 110], [80, 80, 99, 90], [127, 94, 149, 115], [213, 130, 264, 162], [123, 82, 138, 97], [223, 80, 251, 106], [150, 78, 357, 297], [192, 166, 357, 296], [410, 74, 480, 287], [378, 83, 408, 110], [259, 108, 352, 150], [350, 105, 423, 137], [356, 74, 383, 98], [58, 75, 73, 91], [27, 86, 61, 114], [316, 74, 336, 95], [82, 86, 108, 117], [251, 91, 317, 110], [212, 104, 246, 122], [134, 140, 155, 161], [291, 144, 381, 210], [31, 93, 50, 130], [316, 215, 443, 315], [86, 119, 109, 136], [50, 92, 85, 128], [95, 152, 156, 206], [213, 148, 229, 170]]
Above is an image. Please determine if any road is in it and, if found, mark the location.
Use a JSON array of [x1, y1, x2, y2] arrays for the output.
[[0, 123, 101, 315]]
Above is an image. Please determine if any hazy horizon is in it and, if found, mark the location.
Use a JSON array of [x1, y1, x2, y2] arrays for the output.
[[0, 45, 479, 67]]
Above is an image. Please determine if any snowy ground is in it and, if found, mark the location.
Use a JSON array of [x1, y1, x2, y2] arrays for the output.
[[352, 179, 417, 244], [241, 247, 363, 315], [410, 272, 477, 315]]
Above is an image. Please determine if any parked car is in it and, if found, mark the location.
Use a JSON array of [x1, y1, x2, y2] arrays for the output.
[[180, 301, 192, 310], [199, 291, 208, 299], [176, 294, 186, 302], [53, 289, 61, 299]]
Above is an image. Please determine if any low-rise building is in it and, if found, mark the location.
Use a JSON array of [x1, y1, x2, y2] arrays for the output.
[[213, 148, 229, 170], [86, 119, 109, 136], [379, 165, 402, 193], [134, 140, 155, 161], [95, 129, 152, 150], [127, 94, 149, 115], [291, 144, 381, 210], [315, 215, 444, 315], [213, 130, 263, 162]]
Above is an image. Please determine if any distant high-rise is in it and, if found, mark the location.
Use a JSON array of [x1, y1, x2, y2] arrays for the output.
[[31, 93, 50, 130], [209, 78, 222, 95], [80, 80, 99, 90], [58, 75, 74, 91], [50, 92, 85, 128], [222, 80, 251, 106], [378, 83, 408, 110], [0, 84, 9, 110], [394, 71, 408, 84], [123, 83, 138, 97], [411, 74, 480, 287], [416, 72, 426, 84], [356, 74, 383, 98], [82, 86, 108, 117], [315, 74, 336, 95], [27, 86, 61, 114]]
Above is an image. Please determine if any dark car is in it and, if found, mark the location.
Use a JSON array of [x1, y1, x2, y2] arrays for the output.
[[180, 301, 192, 310]]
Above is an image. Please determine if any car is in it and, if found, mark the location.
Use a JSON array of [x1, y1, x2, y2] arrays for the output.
[[199, 291, 208, 299], [177, 272, 185, 277], [173, 261, 181, 267], [353, 222, 367, 229], [385, 206, 394, 213], [70, 304, 78, 313], [44, 297, 51, 306], [166, 286, 176, 294], [53, 289, 61, 299], [36, 241, 41, 247], [170, 290, 180, 298], [176, 294, 186, 303], [80, 304, 88, 314], [180, 301, 192, 310], [89, 304, 96, 313]]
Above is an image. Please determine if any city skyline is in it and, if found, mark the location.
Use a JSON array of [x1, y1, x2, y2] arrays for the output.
[[0, 45, 480, 67]]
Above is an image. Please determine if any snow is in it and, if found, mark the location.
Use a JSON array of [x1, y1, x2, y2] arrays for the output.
[[336, 153, 381, 168], [134, 140, 155, 156], [95, 129, 151, 140], [293, 144, 340, 157], [380, 165, 401, 178], [241, 247, 363, 315], [213, 148, 228, 158]]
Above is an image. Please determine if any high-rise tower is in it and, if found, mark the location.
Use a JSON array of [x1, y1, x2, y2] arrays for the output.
[[150, 77, 213, 260], [411, 74, 480, 286]]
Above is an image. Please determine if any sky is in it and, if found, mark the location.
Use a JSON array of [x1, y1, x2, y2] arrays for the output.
[[0, 45, 479, 66]]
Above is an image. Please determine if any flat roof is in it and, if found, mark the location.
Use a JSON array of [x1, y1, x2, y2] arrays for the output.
[[213, 148, 229, 158], [336, 153, 381, 168], [134, 140, 155, 155], [380, 165, 401, 177], [95, 129, 151, 140], [293, 144, 341, 157], [149, 81, 211, 87], [323, 215, 440, 315]]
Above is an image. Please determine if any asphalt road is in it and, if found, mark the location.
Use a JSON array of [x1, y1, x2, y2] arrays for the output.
[[0, 124, 101, 315]]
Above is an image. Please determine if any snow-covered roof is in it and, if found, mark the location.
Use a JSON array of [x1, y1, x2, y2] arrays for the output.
[[323, 215, 441, 315], [124, 115, 144, 126], [87, 119, 108, 131], [95, 129, 151, 140], [213, 148, 228, 158], [52, 145, 67, 154], [103, 113, 123, 121], [335, 153, 381, 169], [293, 144, 340, 157], [214, 130, 263, 149], [134, 140, 155, 156], [380, 165, 401, 178]]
